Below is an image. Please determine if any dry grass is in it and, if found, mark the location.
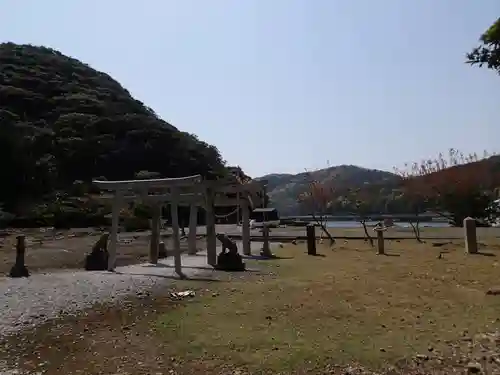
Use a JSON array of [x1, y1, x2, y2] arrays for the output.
[[4, 239, 500, 374], [275, 224, 500, 239], [156, 239, 500, 373]]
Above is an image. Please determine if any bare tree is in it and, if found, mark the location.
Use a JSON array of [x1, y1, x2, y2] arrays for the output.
[[297, 173, 336, 246], [345, 188, 374, 246], [392, 167, 430, 242]]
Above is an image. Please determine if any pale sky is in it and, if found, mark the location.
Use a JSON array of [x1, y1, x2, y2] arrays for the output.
[[1, 1, 499, 177]]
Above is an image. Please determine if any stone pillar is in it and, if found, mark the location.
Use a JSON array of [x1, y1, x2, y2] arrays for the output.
[[261, 225, 272, 257], [306, 224, 316, 255], [171, 194, 182, 275], [158, 241, 167, 259], [149, 204, 161, 264], [205, 188, 217, 266], [9, 235, 29, 278], [108, 190, 123, 271], [376, 229, 385, 255], [464, 217, 478, 254], [188, 204, 198, 255], [241, 201, 251, 256]]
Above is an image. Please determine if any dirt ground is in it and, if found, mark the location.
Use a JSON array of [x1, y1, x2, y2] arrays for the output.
[[1, 223, 499, 275], [3, 238, 500, 374], [0, 228, 206, 274]]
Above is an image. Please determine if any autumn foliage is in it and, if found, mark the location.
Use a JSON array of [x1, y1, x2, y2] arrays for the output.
[[298, 180, 334, 216], [395, 149, 500, 225], [298, 150, 500, 232]]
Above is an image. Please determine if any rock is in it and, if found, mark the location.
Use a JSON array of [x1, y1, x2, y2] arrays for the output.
[[432, 242, 450, 247], [486, 288, 500, 296], [415, 354, 429, 361], [466, 362, 483, 374]]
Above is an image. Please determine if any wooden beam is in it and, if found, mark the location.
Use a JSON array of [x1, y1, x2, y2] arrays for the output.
[[210, 183, 264, 194], [93, 178, 264, 195], [97, 194, 247, 206], [149, 204, 161, 264], [188, 204, 198, 255], [241, 201, 251, 256], [92, 175, 202, 191], [205, 188, 217, 266], [107, 190, 123, 271], [170, 189, 182, 275]]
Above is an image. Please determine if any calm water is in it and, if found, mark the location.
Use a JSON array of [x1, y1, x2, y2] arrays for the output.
[[325, 220, 450, 228]]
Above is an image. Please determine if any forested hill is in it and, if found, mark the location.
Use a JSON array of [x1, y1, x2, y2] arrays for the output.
[[257, 165, 401, 216], [0, 43, 228, 213]]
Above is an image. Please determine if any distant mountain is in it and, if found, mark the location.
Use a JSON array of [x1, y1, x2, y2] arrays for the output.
[[256, 165, 400, 216]]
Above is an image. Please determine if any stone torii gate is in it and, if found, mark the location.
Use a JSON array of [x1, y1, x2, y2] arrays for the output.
[[92, 175, 264, 273]]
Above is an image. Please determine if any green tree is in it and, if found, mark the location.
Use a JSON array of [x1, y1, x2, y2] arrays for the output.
[[0, 42, 229, 217], [467, 18, 500, 74]]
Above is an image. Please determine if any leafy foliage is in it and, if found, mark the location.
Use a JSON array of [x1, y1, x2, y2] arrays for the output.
[[0, 43, 228, 216], [294, 150, 500, 229], [467, 18, 500, 74], [394, 150, 500, 226]]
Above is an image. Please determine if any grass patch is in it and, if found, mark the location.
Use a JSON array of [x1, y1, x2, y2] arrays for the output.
[[157, 239, 500, 373]]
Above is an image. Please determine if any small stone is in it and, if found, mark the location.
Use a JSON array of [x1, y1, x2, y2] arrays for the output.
[[380, 348, 386, 352], [466, 362, 482, 374], [416, 354, 429, 361]]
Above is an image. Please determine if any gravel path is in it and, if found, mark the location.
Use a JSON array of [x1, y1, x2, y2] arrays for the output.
[[0, 241, 265, 338]]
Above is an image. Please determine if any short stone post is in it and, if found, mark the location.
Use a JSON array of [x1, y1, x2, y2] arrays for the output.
[[306, 224, 316, 255], [158, 241, 167, 259], [9, 235, 30, 278], [464, 217, 478, 254], [261, 225, 272, 257], [376, 229, 385, 255]]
